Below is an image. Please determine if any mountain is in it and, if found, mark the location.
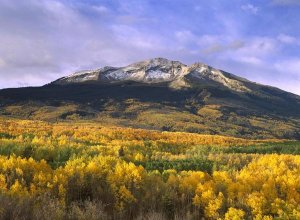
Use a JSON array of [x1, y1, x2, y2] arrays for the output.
[[1, 58, 300, 139], [51, 58, 250, 93]]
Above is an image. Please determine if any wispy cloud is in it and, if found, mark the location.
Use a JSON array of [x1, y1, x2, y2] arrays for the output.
[[241, 4, 259, 14], [277, 34, 298, 44], [0, 58, 5, 67], [272, 0, 300, 5], [91, 5, 109, 13], [202, 40, 245, 55], [235, 56, 262, 65], [275, 59, 300, 76]]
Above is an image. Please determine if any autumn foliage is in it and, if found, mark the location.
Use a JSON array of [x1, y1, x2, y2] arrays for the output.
[[0, 117, 299, 219]]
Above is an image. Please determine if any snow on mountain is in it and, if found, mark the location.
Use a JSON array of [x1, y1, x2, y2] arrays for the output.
[[52, 58, 252, 93], [188, 63, 251, 93]]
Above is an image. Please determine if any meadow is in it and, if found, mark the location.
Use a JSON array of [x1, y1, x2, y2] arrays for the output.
[[0, 117, 299, 219]]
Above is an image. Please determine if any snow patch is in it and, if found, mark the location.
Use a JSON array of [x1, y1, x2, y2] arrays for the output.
[[146, 70, 172, 80]]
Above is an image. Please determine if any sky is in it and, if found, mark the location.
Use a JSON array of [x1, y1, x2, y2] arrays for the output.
[[0, 0, 300, 95]]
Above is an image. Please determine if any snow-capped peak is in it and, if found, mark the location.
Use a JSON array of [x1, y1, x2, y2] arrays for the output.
[[52, 58, 252, 93]]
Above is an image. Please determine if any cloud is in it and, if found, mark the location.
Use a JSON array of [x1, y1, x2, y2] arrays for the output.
[[199, 36, 276, 58], [202, 40, 245, 55], [116, 15, 155, 25], [175, 30, 197, 44], [0, 58, 5, 67], [202, 44, 224, 54], [272, 0, 300, 5], [235, 56, 262, 65], [235, 37, 277, 57], [174, 31, 246, 56], [274, 59, 300, 76], [0, 0, 166, 87], [241, 4, 259, 14], [277, 34, 297, 44], [91, 5, 109, 13], [111, 24, 167, 50]]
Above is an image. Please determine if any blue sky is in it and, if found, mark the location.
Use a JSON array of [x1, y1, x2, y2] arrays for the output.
[[0, 0, 300, 94]]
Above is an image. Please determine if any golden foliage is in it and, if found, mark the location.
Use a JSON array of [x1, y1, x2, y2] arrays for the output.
[[0, 117, 299, 219]]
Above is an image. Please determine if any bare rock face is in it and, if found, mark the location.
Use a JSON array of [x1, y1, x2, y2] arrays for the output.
[[187, 63, 251, 93], [51, 57, 252, 93]]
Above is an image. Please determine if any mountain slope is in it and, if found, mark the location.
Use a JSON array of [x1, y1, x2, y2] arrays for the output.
[[1, 58, 300, 139]]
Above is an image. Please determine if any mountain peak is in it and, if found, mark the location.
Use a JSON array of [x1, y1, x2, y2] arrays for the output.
[[137, 57, 182, 64], [129, 57, 186, 71], [51, 58, 252, 93], [145, 57, 174, 63]]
